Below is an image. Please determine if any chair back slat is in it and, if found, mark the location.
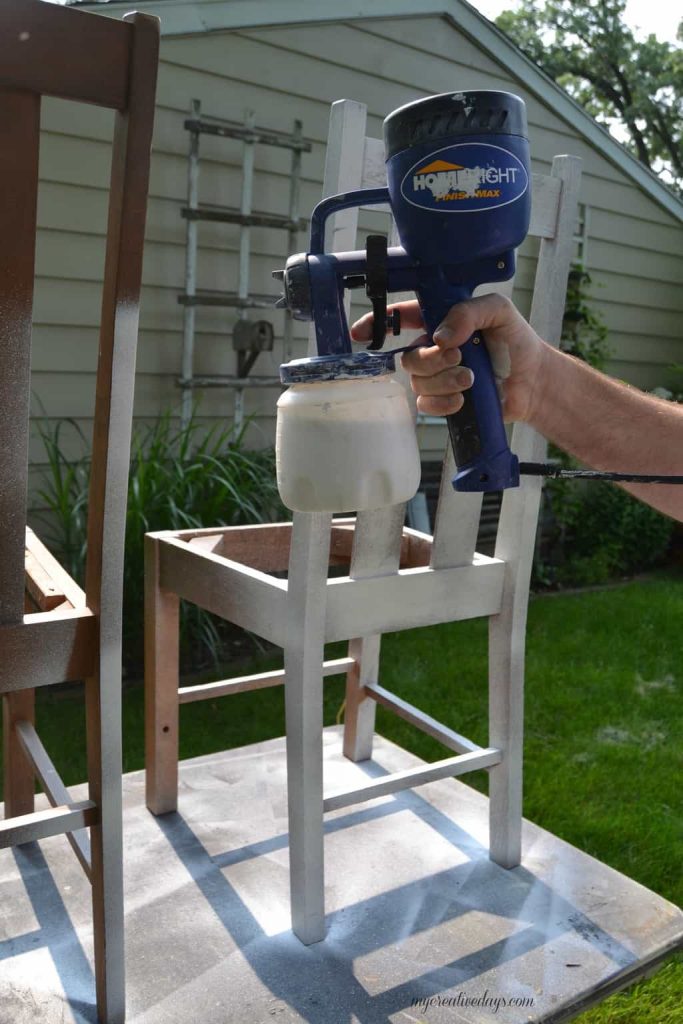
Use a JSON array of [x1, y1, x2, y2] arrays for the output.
[[0, 89, 40, 626], [0, 0, 130, 109], [85, 13, 159, 625], [430, 451, 484, 568]]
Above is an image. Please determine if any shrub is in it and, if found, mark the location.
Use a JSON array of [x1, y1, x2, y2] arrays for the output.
[[560, 267, 611, 371], [534, 268, 674, 587], [33, 412, 286, 675], [545, 480, 674, 587]]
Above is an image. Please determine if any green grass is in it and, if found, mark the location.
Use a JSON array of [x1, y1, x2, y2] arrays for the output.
[[4, 573, 682, 1021]]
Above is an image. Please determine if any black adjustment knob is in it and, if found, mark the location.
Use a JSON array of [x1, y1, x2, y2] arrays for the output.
[[271, 255, 312, 321]]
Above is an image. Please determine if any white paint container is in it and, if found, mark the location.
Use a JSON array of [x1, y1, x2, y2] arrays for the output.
[[276, 374, 421, 513]]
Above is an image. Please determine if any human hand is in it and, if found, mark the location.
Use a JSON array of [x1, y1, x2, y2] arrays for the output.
[[350, 293, 545, 423]]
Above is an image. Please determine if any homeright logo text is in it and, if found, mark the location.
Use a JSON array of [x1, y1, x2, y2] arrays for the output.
[[413, 160, 519, 199], [400, 142, 528, 213]]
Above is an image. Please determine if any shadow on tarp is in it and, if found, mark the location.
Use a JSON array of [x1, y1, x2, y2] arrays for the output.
[[0, 842, 97, 1024], [146, 757, 637, 1024]]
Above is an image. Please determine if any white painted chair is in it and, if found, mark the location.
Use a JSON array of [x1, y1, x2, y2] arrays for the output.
[[145, 99, 581, 946]]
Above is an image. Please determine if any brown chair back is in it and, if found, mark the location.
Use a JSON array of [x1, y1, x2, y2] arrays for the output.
[[0, 0, 158, 643], [0, 4, 159, 1020]]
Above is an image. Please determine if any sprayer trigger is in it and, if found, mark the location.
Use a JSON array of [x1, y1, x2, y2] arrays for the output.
[[365, 234, 389, 350]]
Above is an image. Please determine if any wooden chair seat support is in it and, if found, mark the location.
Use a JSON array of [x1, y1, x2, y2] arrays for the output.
[[13, 720, 93, 878], [0, 610, 97, 691], [362, 683, 482, 755], [322, 747, 503, 813], [150, 525, 505, 648], [2, 528, 99, 688], [25, 526, 87, 611], [178, 656, 356, 704], [25, 552, 71, 611], [0, 800, 98, 847]]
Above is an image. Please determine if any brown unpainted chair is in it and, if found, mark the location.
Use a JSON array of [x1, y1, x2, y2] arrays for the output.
[[0, 3, 158, 1021]]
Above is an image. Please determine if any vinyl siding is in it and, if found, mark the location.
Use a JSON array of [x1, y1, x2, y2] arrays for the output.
[[29, 12, 682, 488]]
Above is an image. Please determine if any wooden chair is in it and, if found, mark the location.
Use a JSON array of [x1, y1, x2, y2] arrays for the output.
[[145, 99, 581, 945], [0, 3, 159, 1020]]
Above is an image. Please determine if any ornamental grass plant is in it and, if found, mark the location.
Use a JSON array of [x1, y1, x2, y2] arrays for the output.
[[33, 411, 286, 674]]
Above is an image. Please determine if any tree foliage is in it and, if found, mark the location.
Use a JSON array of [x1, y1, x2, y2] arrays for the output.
[[496, 0, 683, 193]]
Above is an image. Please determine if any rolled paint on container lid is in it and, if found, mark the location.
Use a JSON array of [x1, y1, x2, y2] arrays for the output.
[[279, 350, 397, 385]]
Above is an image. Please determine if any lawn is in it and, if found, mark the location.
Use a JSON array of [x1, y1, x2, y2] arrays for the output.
[[4, 572, 682, 1022]]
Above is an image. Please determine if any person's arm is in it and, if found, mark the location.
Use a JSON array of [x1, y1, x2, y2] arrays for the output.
[[531, 342, 683, 518], [351, 294, 683, 521]]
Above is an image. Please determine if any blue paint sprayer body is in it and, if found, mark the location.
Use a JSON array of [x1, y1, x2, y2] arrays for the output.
[[275, 91, 532, 493]]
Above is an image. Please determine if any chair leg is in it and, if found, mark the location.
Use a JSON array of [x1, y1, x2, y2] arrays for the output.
[[86, 671, 125, 1024], [341, 505, 404, 763], [284, 512, 331, 945], [342, 635, 379, 762], [144, 535, 180, 815], [488, 612, 524, 869], [2, 690, 36, 819]]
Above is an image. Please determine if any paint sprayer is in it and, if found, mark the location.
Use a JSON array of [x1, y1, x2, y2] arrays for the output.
[[273, 91, 682, 513]]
